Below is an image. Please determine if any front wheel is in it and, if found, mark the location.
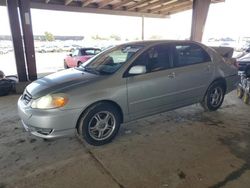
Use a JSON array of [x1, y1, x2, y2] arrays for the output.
[[201, 82, 225, 111], [77, 103, 121, 146]]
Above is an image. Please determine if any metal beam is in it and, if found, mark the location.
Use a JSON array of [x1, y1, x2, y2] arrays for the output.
[[162, 4, 192, 15], [18, 0, 37, 81], [30, 2, 167, 18], [82, 0, 95, 7], [112, 0, 131, 10], [190, 0, 211, 42], [98, 0, 114, 8], [6, 0, 28, 82], [65, 0, 73, 5], [151, 0, 189, 13], [126, 0, 150, 11], [139, 0, 178, 12]]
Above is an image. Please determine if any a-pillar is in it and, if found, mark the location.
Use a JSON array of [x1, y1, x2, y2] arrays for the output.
[[190, 0, 211, 42]]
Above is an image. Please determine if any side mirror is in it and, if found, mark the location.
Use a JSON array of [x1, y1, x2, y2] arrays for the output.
[[129, 65, 146, 75], [69, 53, 72, 57]]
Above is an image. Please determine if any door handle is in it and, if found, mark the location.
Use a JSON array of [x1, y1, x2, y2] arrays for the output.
[[168, 72, 175, 78]]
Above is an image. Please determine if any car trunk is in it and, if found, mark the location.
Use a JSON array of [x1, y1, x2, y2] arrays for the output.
[[211, 46, 234, 58]]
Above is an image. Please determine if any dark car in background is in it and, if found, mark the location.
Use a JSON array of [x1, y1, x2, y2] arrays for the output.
[[64, 48, 101, 68], [237, 53, 250, 71]]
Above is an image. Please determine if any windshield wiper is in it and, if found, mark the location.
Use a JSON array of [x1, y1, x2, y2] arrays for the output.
[[83, 67, 100, 75]]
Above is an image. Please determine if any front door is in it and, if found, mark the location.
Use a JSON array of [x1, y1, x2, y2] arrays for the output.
[[70, 49, 80, 67], [126, 44, 181, 120]]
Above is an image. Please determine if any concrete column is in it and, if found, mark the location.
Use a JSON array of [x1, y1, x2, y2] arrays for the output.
[[6, 0, 28, 82], [18, 0, 37, 81], [190, 0, 211, 42]]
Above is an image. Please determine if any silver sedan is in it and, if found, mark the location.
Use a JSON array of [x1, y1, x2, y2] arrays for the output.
[[18, 40, 239, 145]]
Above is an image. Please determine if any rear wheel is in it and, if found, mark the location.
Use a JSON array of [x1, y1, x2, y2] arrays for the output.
[[201, 81, 225, 111], [77, 102, 121, 146]]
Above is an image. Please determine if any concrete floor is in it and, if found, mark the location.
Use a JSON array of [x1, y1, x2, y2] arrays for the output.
[[0, 91, 250, 188]]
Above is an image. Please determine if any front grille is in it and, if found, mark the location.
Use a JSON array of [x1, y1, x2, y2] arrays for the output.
[[22, 90, 32, 105]]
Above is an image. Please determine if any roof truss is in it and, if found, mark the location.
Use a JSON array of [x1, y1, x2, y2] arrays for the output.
[[0, 0, 225, 18]]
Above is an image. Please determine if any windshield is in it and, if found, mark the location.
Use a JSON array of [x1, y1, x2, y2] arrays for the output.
[[79, 45, 144, 75]]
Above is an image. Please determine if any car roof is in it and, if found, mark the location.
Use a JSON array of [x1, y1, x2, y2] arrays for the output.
[[79, 48, 101, 50], [118, 40, 200, 47]]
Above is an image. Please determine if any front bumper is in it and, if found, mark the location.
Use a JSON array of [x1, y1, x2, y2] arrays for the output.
[[18, 97, 80, 139]]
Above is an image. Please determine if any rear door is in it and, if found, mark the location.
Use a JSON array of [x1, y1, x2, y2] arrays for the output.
[[170, 42, 214, 105]]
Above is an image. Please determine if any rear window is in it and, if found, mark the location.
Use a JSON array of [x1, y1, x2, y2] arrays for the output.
[[173, 43, 211, 67]]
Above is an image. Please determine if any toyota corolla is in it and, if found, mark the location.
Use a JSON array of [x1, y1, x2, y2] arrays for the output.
[[18, 40, 239, 146]]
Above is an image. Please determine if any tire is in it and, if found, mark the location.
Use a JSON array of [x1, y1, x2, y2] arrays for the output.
[[64, 60, 69, 69], [243, 92, 249, 104], [77, 61, 83, 67], [77, 102, 121, 146], [201, 81, 225, 111], [236, 86, 244, 98]]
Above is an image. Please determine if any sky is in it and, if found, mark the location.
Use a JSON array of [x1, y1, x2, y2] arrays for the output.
[[0, 0, 250, 41]]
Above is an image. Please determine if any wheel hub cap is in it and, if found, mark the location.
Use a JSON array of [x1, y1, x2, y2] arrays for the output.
[[88, 111, 116, 141], [210, 87, 223, 107]]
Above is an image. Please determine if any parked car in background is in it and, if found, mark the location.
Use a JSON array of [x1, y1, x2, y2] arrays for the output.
[[61, 45, 72, 52], [61, 44, 82, 52], [64, 48, 101, 68], [18, 40, 238, 146], [237, 53, 250, 71], [0, 47, 9, 55], [37, 45, 61, 53], [71, 44, 82, 51]]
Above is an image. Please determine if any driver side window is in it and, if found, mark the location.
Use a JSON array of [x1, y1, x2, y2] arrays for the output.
[[131, 44, 172, 74], [72, 50, 79, 57]]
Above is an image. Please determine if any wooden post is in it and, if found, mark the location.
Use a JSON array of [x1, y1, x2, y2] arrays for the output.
[[142, 16, 144, 41], [19, 0, 37, 81], [6, 0, 28, 82]]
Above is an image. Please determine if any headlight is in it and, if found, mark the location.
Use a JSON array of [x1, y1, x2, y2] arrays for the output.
[[31, 94, 68, 109]]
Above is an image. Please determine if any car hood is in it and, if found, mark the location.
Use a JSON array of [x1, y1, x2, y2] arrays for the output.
[[26, 68, 100, 98]]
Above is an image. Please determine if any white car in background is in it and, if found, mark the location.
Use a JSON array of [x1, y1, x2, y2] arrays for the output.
[[0, 47, 10, 55]]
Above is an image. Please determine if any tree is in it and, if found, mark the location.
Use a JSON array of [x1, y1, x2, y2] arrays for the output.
[[44, 31, 55, 41]]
